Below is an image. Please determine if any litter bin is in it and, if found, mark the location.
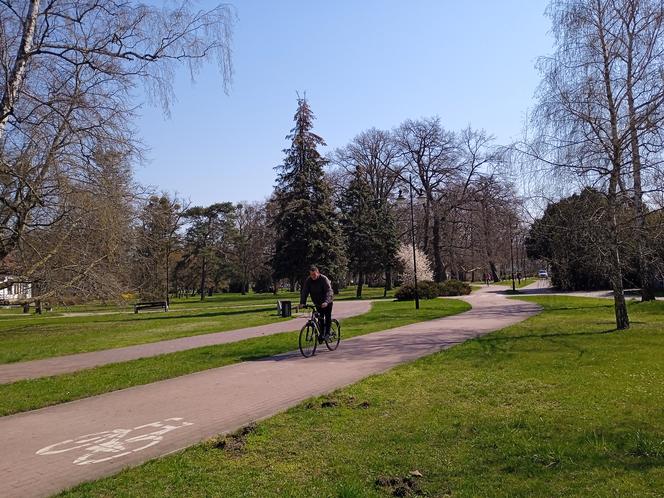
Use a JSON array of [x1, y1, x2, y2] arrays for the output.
[[280, 300, 292, 318]]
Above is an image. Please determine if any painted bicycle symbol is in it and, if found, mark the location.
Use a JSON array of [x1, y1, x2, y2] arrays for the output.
[[36, 417, 194, 465]]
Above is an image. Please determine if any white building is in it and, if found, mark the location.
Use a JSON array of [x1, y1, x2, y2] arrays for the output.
[[0, 276, 32, 303]]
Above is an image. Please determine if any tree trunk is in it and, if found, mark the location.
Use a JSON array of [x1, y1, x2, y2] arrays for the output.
[[0, 0, 41, 138], [432, 215, 446, 282], [421, 199, 430, 253], [199, 255, 206, 301], [600, 19, 630, 330], [356, 271, 364, 298], [625, 32, 656, 302], [384, 267, 392, 297], [489, 261, 499, 282]]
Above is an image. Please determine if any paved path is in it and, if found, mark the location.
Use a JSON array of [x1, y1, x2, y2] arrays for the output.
[[518, 279, 664, 300], [0, 289, 540, 498], [0, 301, 371, 384], [0, 289, 540, 497]]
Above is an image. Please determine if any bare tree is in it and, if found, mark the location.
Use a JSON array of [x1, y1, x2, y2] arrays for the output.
[[228, 202, 273, 295], [333, 127, 403, 203], [134, 194, 187, 303], [0, 1, 235, 302], [529, 0, 663, 329], [394, 117, 457, 281]]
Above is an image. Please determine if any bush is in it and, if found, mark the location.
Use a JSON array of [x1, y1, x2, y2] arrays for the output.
[[394, 280, 440, 301], [395, 279, 471, 300], [438, 279, 471, 296]]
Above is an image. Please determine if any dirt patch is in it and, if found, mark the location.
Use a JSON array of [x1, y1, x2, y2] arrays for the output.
[[375, 475, 424, 497], [211, 423, 257, 456], [318, 395, 371, 409]]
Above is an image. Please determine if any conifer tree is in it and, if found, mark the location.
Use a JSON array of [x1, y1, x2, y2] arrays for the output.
[[272, 96, 346, 290], [340, 166, 397, 297]]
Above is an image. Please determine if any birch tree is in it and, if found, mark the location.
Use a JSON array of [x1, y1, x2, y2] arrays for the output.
[[0, 0, 234, 300]]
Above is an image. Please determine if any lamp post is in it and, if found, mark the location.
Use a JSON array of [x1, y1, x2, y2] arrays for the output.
[[510, 232, 516, 292], [398, 175, 424, 310]]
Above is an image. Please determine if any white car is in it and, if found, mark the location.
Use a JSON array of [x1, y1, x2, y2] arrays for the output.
[[538, 270, 549, 278]]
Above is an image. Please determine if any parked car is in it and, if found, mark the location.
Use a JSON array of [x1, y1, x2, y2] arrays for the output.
[[538, 269, 549, 278]]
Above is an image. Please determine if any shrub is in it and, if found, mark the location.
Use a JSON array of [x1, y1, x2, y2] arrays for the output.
[[394, 280, 439, 301], [438, 279, 471, 296], [395, 279, 471, 300]]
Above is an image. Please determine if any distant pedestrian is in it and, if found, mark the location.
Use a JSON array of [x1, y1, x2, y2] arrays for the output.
[[517, 272, 522, 285]]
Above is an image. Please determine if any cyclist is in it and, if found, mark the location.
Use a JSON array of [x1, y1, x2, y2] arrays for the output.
[[300, 265, 333, 339]]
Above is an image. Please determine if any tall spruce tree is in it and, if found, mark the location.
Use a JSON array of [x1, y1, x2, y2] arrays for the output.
[[340, 166, 398, 298], [272, 96, 346, 290]]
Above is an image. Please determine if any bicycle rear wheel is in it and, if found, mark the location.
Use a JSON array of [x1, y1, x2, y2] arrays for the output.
[[299, 321, 318, 357], [324, 319, 341, 351]]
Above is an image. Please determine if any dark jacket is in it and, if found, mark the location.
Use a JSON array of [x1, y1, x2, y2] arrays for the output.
[[300, 274, 333, 306]]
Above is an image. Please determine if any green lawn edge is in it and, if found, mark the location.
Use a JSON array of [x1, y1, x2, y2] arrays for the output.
[[0, 305, 287, 364], [0, 298, 470, 417], [0, 287, 396, 364], [58, 295, 664, 498]]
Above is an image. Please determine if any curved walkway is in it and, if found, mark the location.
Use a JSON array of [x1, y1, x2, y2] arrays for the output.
[[0, 300, 372, 384], [0, 288, 539, 498], [519, 279, 664, 300]]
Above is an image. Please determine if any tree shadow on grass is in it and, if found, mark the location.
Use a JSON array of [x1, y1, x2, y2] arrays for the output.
[[117, 306, 276, 323], [479, 328, 618, 344]]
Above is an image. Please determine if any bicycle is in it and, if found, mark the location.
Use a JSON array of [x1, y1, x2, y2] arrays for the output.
[[298, 304, 341, 358]]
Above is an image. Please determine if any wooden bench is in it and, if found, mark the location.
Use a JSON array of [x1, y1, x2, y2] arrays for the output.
[[134, 301, 169, 313]]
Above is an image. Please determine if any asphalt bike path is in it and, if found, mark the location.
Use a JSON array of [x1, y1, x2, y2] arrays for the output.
[[0, 288, 540, 498], [518, 279, 664, 300], [0, 301, 371, 384]]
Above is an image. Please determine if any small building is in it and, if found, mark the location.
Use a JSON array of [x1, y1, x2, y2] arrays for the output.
[[0, 276, 32, 304]]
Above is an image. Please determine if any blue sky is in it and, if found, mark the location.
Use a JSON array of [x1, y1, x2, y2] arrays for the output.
[[134, 1, 553, 205]]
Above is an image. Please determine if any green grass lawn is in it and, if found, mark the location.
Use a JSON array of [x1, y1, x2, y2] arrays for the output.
[[0, 287, 396, 364], [0, 286, 395, 317], [492, 277, 538, 289], [0, 298, 469, 417], [59, 296, 664, 497], [0, 305, 285, 364]]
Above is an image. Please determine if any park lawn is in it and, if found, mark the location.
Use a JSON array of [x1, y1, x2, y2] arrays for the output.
[[0, 306, 283, 364], [59, 296, 664, 498], [0, 298, 469, 417], [0, 287, 398, 364], [491, 277, 538, 289], [0, 286, 395, 317]]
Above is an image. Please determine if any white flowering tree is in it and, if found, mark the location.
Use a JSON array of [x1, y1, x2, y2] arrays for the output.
[[397, 244, 433, 284]]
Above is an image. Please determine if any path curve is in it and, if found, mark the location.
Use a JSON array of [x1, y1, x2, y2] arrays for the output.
[[519, 279, 663, 300], [0, 301, 372, 384], [0, 289, 539, 498]]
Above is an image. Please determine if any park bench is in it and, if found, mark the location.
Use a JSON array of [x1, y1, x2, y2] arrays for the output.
[[134, 301, 169, 313]]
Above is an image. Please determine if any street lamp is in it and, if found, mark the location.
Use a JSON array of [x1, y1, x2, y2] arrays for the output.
[[397, 174, 425, 310]]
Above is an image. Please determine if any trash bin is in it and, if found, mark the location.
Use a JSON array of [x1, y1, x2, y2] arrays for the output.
[[280, 300, 292, 318]]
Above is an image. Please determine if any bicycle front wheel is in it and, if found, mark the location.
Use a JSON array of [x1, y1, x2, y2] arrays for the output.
[[299, 321, 318, 358], [325, 319, 341, 351]]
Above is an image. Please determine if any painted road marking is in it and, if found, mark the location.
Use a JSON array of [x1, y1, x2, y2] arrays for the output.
[[36, 418, 194, 465]]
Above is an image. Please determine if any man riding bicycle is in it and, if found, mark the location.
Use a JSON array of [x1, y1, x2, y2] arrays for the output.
[[300, 265, 333, 339]]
